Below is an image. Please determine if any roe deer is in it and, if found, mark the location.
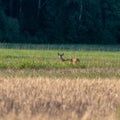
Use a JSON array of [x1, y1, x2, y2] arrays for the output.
[[58, 53, 79, 64]]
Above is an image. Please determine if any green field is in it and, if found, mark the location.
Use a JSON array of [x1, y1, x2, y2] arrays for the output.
[[0, 44, 120, 79]]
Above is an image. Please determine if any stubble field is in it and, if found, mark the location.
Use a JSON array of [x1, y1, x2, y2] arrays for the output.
[[0, 44, 120, 120]]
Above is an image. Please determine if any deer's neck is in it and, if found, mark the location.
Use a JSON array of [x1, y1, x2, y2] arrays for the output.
[[60, 57, 66, 61]]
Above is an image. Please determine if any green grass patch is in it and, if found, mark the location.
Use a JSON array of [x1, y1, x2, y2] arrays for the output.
[[0, 47, 120, 78], [0, 48, 120, 69], [116, 105, 120, 120]]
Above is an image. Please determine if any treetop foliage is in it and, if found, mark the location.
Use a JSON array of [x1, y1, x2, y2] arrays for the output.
[[0, 0, 120, 44]]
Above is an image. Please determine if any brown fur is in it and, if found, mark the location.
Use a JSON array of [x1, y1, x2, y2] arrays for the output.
[[58, 53, 79, 64], [70, 58, 80, 64]]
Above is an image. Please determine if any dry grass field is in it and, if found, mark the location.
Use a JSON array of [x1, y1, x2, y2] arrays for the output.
[[0, 77, 120, 120]]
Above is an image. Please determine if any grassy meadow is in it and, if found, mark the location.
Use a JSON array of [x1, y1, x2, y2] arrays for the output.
[[0, 44, 120, 120], [0, 46, 120, 79]]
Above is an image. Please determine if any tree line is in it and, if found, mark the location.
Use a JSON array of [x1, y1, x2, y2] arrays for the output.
[[0, 0, 120, 44]]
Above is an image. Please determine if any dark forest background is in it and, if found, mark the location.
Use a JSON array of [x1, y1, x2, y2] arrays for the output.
[[0, 0, 120, 44]]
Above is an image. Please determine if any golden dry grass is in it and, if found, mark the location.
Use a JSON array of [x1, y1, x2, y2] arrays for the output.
[[0, 77, 120, 120]]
